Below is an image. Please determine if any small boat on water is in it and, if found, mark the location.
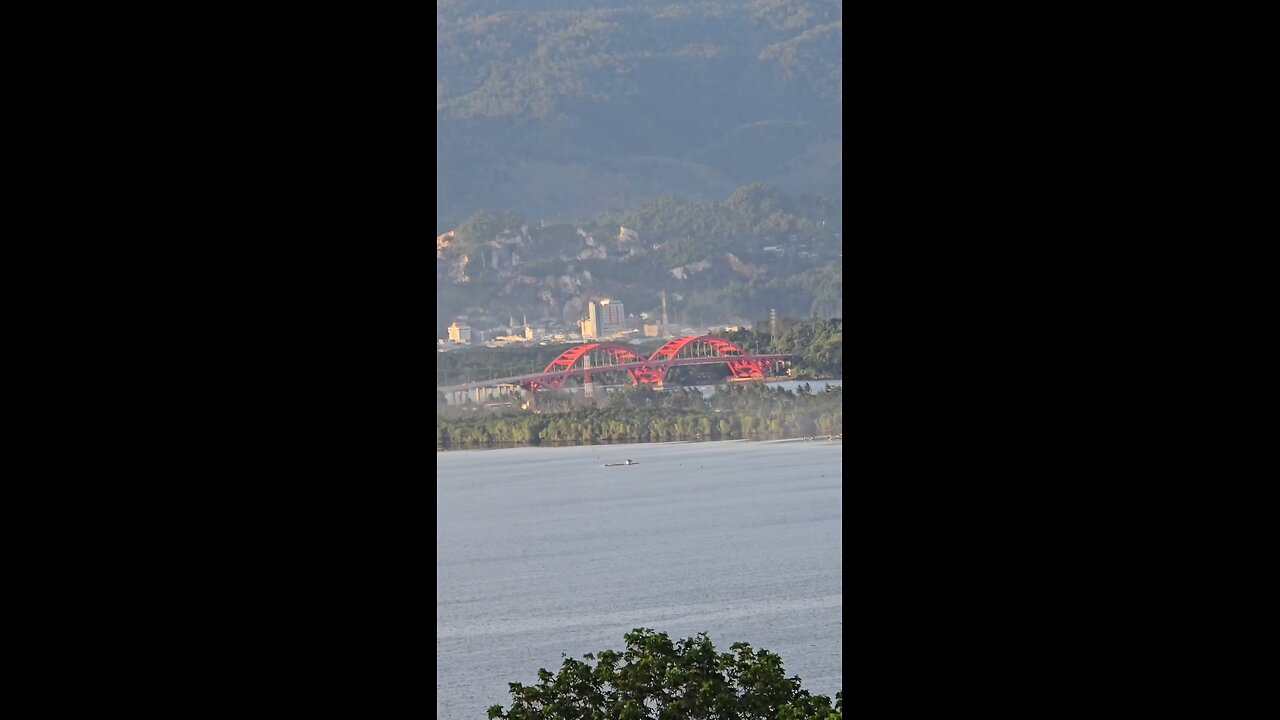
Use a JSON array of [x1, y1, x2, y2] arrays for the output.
[[603, 459, 637, 467]]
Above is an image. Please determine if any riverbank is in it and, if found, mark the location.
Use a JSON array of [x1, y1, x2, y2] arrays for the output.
[[438, 382, 842, 450], [437, 432, 843, 452]]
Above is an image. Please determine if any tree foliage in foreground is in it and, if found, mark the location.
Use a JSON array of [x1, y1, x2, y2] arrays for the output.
[[488, 628, 842, 720]]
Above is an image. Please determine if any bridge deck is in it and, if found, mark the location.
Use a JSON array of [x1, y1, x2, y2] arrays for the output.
[[438, 354, 793, 392]]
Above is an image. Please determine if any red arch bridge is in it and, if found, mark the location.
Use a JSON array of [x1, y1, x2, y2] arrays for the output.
[[439, 335, 792, 402]]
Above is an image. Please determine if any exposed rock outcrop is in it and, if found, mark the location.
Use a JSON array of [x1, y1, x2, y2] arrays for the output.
[[726, 253, 764, 279], [670, 259, 712, 280]]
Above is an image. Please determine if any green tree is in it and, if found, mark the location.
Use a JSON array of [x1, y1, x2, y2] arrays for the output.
[[488, 628, 841, 720]]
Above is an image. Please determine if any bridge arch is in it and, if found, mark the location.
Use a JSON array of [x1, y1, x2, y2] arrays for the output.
[[647, 335, 746, 363], [635, 335, 766, 384], [543, 343, 645, 373], [532, 343, 647, 389]]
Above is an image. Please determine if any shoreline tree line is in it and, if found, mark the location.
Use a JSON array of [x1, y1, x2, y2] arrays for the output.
[[437, 382, 842, 449]]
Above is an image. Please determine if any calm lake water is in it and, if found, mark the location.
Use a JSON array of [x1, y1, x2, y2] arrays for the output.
[[437, 439, 842, 717]]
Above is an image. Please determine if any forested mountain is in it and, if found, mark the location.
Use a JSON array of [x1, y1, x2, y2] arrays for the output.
[[436, 183, 841, 337], [437, 0, 842, 230]]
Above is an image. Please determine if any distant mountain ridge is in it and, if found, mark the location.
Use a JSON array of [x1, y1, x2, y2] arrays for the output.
[[436, 0, 842, 229]]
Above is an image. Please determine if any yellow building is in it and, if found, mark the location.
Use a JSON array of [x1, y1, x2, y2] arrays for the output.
[[447, 322, 471, 344]]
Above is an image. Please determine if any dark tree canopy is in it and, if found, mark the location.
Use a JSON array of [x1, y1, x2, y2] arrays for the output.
[[488, 628, 842, 719]]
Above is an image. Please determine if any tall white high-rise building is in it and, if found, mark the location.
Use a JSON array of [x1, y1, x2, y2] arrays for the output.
[[581, 298, 626, 339]]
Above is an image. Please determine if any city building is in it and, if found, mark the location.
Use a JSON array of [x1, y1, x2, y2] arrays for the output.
[[580, 298, 626, 339], [643, 323, 661, 337], [447, 322, 471, 345]]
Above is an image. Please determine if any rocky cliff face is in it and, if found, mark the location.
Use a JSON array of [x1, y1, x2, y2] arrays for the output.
[[446, 253, 470, 283]]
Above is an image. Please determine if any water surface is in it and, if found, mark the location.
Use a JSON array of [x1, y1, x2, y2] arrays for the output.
[[437, 439, 843, 717]]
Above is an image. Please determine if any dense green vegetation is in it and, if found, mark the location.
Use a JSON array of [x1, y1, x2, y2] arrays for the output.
[[596, 184, 841, 258], [437, 1, 842, 228], [436, 183, 841, 337], [724, 317, 842, 378], [437, 383, 842, 448], [488, 628, 841, 720], [680, 266, 842, 340]]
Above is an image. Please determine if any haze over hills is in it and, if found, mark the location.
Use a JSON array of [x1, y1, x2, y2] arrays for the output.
[[436, 0, 842, 231]]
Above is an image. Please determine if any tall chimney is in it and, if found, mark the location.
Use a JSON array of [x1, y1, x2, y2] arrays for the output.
[[661, 291, 670, 338]]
